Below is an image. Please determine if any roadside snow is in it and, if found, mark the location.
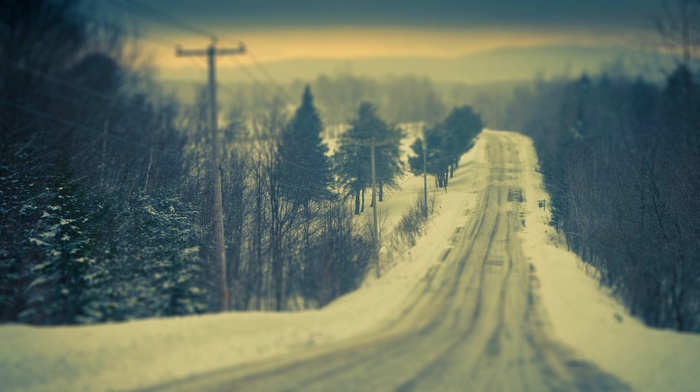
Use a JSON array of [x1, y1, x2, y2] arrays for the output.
[[513, 130, 700, 392], [0, 135, 486, 392], [3, 130, 698, 392]]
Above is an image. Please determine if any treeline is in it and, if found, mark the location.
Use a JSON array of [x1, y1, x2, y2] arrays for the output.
[[0, 0, 373, 322], [215, 73, 448, 127], [499, 68, 700, 331], [407, 106, 483, 189], [1, 0, 214, 324], [0, 1, 483, 324], [188, 87, 377, 312]]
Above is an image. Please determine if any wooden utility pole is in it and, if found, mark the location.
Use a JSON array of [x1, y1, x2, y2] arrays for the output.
[[349, 138, 393, 278], [682, 0, 690, 65], [370, 143, 380, 278], [176, 39, 245, 312], [422, 124, 428, 219]]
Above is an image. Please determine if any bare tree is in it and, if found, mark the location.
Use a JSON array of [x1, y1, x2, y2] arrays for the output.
[[656, 0, 700, 67]]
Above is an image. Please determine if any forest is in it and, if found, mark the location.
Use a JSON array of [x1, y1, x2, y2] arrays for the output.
[[3, 0, 698, 335], [0, 1, 481, 324], [486, 68, 700, 332]]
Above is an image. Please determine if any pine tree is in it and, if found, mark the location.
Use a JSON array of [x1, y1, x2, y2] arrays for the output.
[[661, 65, 700, 146], [82, 192, 208, 321], [20, 164, 96, 325], [370, 116, 403, 203], [277, 85, 333, 206], [335, 102, 403, 213], [408, 126, 452, 189], [408, 106, 482, 189], [0, 155, 47, 322], [442, 105, 483, 177]]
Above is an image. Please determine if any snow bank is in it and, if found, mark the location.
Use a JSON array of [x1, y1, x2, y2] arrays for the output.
[[513, 130, 700, 392], [0, 134, 487, 392], [6, 131, 695, 392]]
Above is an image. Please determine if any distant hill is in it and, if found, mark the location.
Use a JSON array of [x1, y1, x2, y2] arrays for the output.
[[158, 44, 671, 84]]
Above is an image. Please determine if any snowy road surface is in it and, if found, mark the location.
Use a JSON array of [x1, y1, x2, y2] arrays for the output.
[[144, 131, 629, 391]]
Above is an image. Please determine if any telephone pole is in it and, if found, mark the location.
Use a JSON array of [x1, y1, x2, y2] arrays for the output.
[[176, 38, 245, 312], [348, 138, 394, 278], [421, 123, 428, 219], [370, 143, 380, 278]]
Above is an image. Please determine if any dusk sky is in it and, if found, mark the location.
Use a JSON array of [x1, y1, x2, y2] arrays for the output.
[[101, 0, 668, 78]]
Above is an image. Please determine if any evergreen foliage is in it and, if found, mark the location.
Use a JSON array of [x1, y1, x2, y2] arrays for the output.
[[19, 165, 95, 324], [0, 1, 429, 324], [81, 193, 208, 322], [334, 102, 403, 214], [442, 105, 483, 163], [408, 127, 450, 187], [277, 86, 333, 205], [408, 105, 483, 189], [0, 0, 209, 324], [499, 69, 700, 332], [0, 156, 43, 321]]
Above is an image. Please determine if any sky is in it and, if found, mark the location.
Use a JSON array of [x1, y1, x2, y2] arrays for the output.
[[100, 0, 668, 79]]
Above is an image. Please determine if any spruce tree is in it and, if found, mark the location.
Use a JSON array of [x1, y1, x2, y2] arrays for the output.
[[408, 105, 483, 189], [19, 164, 96, 325], [335, 102, 403, 213], [443, 105, 483, 159], [277, 86, 333, 206], [408, 126, 452, 189]]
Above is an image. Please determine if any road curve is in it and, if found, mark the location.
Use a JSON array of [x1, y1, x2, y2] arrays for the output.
[[142, 131, 630, 392]]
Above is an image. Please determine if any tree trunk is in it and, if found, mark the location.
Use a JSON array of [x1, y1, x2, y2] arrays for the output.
[[361, 188, 365, 213], [269, 166, 285, 311], [354, 189, 361, 215], [271, 195, 283, 311], [302, 202, 312, 303], [254, 184, 263, 310], [379, 182, 384, 202]]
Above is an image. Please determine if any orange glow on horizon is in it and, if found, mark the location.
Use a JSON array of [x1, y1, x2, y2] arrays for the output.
[[137, 27, 620, 69]]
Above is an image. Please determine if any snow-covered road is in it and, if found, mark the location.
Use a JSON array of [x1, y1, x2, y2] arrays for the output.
[[2, 130, 699, 392], [142, 131, 627, 391]]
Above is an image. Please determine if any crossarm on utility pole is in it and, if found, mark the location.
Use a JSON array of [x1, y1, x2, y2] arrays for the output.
[[176, 43, 245, 58]]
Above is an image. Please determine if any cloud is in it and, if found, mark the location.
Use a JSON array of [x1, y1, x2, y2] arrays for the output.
[[110, 0, 663, 68], [142, 0, 662, 32]]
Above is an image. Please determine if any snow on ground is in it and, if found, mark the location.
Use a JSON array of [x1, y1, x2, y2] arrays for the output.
[[0, 134, 486, 392], [512, 130, 700, 392], [3, 130, 698, 392]]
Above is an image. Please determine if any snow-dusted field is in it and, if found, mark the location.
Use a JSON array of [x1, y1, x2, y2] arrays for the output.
[[1, 130, 699, 392]]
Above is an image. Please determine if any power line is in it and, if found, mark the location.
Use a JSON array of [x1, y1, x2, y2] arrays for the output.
[[0, 99, 181, 157], [245, 51, 295, 104], [210, 45, 294, 107], [0, 57, 211, 143], [183, 56, 210, 80], [108, 0, 292, 106], [87, 15, 219, 84], [86, 16, 181, 49], [221, 56, 291, 107], [107, 0, 219, 40], [0, 59, 177, 121], [103, 0, 299, 151]]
